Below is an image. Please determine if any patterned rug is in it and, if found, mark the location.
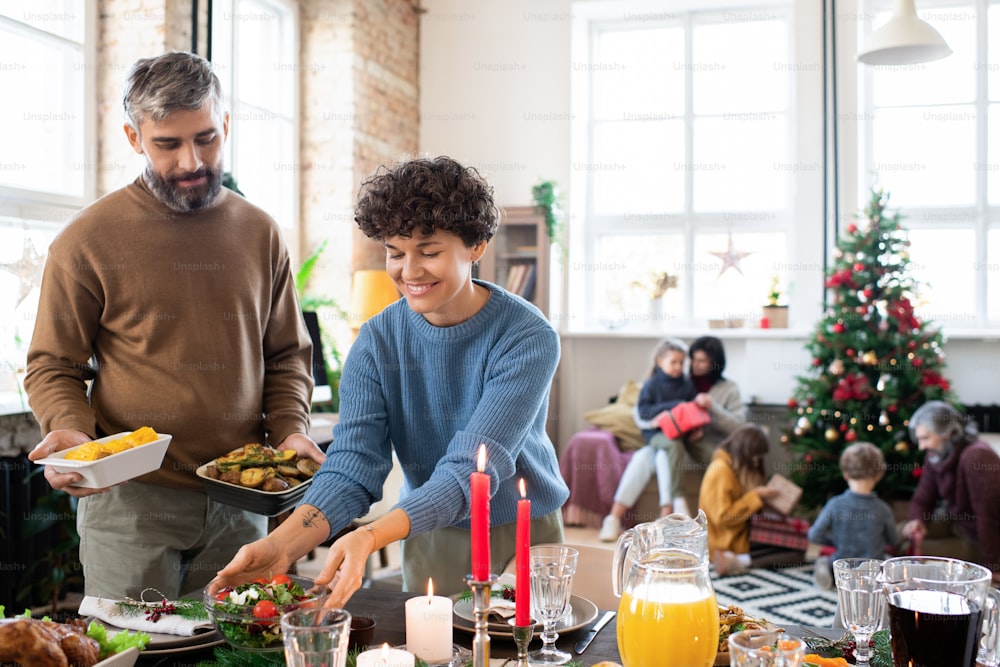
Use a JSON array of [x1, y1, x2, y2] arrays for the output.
[[712, 563, 839, 627]]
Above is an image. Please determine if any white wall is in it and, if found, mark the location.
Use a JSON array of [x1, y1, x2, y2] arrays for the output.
[[418, 0, 1000, 448]]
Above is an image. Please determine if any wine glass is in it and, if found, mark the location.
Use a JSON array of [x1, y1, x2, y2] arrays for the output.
[[528, 545, 578, 665], [833, 558, 886, 667]]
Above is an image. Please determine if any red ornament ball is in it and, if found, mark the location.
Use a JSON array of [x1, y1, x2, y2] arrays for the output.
[[853, 262, 865, 272], [847, 223, 858, 234], [832, 323, 846, 334], [846, 348, 855, 357], [845, 429, 858, 442], [788, 398, 798, 409]]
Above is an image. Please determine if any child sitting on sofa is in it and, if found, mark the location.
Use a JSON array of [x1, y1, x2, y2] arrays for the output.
[[807, 441, 899, 589], [599, 337, 697, 542]]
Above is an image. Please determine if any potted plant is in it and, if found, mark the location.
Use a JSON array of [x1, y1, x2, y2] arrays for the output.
[[762, 275, 788, 328], [632, 271, 678, 325]]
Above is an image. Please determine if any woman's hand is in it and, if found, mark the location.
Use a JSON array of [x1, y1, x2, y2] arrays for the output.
[[210, 536, 295, 594], [28, 429, 110, 497], [313, 528, 375, 608], [277, 432, 326, 464], [694, 393, 713, 410]]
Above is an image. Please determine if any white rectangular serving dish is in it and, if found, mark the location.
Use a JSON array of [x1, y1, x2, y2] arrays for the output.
[[94, 646, 140, 667], [33, 432, 172, 488]]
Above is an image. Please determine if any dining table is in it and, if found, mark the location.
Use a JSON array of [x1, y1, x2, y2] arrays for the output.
[[134, 587, 842, 667]]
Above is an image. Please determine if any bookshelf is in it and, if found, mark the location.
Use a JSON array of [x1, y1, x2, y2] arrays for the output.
[[478, 205, 550, 316]]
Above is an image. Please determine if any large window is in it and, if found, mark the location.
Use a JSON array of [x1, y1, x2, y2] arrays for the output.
[[0, 2, 93, 404], [570, 1, 824, 330], [855, 0, 1000, 327], [212, 0, 299, 236]]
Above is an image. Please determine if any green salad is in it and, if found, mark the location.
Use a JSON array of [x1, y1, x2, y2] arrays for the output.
[[208, 574, 320, 650]]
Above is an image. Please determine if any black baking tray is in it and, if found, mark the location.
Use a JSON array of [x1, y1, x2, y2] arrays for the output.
[[196, 462, 313, 516]]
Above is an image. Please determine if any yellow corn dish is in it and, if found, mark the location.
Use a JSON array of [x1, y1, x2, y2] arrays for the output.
[[64, 426, 159, 461]]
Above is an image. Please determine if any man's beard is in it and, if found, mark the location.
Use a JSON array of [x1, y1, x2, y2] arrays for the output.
[[143, 161, 224, 213]]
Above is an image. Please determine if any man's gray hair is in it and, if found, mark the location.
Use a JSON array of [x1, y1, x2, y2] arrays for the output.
[[122, 51, 224, 129]]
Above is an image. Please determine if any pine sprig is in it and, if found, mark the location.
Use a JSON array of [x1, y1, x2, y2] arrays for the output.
[[115, 597, 207, 621], [801, 629, 892, 666]]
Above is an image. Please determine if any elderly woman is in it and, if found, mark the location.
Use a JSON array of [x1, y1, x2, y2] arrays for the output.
[[903, 400, 1000, 583], [599, 335, 747, 540]]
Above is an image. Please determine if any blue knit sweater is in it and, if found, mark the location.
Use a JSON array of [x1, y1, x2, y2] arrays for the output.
[[302, 281, 569, 539]]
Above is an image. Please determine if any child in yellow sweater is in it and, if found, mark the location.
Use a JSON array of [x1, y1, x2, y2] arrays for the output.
[[698, 424, 779, 576]]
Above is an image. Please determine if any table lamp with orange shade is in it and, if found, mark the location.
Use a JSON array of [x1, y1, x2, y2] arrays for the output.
[[349, 269, 400, 335]]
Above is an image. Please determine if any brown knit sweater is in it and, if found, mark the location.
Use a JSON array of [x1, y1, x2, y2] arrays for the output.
[[25, 178, 313, 491]]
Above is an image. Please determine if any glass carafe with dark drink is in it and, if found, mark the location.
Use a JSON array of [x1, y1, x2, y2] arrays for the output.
[[881, 556, 1000, 667]]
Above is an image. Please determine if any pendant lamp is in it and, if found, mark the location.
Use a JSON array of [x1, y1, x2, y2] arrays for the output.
[[857, 0, 952, 65]]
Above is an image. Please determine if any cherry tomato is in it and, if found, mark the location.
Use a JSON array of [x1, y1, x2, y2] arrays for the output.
[[253, 577, 269, 585], [269, 574, 292, 586], [215, 591, 230, 601], [252, 600, 278, 619]]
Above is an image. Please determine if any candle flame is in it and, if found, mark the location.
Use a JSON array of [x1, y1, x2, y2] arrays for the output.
[[519, 478, 526, 498], [427, 578, 434, 598], [381, 643, 390, 660], [476, 444, 486, 473]]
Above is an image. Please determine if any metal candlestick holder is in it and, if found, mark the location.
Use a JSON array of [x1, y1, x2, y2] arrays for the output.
[[508, 617, 536, 667], [464, 574, 498, 667]]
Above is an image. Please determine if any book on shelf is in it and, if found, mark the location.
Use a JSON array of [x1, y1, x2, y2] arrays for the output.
[[505, 263, 527, 294], [519, 263, 537, 301]]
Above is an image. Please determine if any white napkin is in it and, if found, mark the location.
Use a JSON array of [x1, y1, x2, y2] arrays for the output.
[[79, 595, 215, 637], [488, 573, 519, 620]]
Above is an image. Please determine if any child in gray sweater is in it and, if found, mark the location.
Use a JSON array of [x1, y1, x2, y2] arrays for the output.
[[807, 442, 899, 589]]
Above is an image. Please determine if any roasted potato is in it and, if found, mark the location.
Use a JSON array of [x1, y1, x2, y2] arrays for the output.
[[203, 464, 221, 479], [296, 459, 320, 478], [220, 468, 243, 485], [262, 477, 291, 493], [239, 468, 268, 488]]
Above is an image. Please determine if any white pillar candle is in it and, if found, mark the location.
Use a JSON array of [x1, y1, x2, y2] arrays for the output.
[[404, 579, 454, 663], [356, 643, 415, 667]]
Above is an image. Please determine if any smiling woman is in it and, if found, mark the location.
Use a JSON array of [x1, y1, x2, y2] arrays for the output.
[[213, 156, 571, 605]]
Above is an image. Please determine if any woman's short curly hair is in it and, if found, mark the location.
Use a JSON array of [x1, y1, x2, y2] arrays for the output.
[[354, 156, 499, 247]]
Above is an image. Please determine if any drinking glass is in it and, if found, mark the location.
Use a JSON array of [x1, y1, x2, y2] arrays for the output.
[[832, 559, 886, 667], [281, 607, 352, 667], [528, 545, 579, 665], [728, 629, 806, 667], [882, 556, 1000, 667]]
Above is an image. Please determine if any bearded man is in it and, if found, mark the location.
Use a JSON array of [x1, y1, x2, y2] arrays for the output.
[[25, 51, 324, 599]]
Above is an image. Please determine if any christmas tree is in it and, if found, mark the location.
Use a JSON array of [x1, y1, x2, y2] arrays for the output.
[[784, 189, 958, 510]]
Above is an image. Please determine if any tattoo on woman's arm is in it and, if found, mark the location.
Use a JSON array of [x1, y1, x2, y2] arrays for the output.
[[302, 508, 324, 529]]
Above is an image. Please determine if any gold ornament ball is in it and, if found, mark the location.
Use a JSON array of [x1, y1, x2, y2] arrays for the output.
[[862, 350, 878, 365], [825, 427, 839, 442], [894, 441, 910, 453]]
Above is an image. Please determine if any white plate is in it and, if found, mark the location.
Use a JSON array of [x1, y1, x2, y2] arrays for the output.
[[451, 594, 598, 638], [90, 619, 223, 652], [33, 432, 172, 488]]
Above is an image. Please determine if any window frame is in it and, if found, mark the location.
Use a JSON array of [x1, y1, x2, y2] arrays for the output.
[[211, 0, 300, 247], [849, 0, 1000, 329], [569, 0, 824, 332]]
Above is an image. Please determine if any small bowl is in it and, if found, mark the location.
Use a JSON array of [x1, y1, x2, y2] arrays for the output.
[[349, 615, 377, 651], [205, 574, 330, 652]]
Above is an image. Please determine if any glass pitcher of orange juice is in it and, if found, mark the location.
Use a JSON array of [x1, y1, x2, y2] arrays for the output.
[[612, 511, 718, 667]]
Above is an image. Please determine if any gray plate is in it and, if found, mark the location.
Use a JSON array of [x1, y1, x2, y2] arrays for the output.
[[451, 594, 598, 638]]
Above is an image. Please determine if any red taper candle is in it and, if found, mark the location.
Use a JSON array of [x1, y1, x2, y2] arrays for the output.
[[470, 444, 490, 581], [515, 478, 531, 626]]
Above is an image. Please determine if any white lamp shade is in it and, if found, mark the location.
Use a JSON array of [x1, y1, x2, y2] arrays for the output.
[[857, 0, 952, 66]]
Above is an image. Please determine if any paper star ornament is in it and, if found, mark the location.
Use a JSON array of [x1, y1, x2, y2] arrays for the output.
[[709, 233, 752, 277], [1, 237, 47, 306]]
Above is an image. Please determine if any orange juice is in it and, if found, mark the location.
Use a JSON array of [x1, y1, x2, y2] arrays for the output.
[[617, 589, 718, 667]]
